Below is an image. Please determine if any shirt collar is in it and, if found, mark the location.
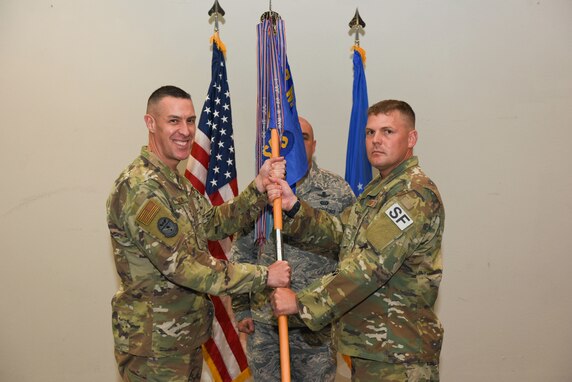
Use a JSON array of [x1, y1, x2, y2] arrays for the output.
[[140, 146, 187, 189], [365, 156, 419, 197]]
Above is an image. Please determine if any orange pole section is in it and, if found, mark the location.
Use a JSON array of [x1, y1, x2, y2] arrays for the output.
[[270, 128, 290, 382]]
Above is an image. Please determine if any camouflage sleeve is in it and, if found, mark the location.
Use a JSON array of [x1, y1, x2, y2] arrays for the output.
[[296, 189, 442, 331], [230, 229, 258, 321], [205, 180, 268, 240], [125, 185, 268, 296], [282, 200, 344, 254]]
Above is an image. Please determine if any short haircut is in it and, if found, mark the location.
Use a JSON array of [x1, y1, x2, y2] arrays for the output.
[[147, 85, 191, 113], [368, 100, 416, 128]]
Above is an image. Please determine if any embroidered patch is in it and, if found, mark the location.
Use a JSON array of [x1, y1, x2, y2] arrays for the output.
[[157, 217, 178, 238], [136, 200, 160, 226], [367, 199, 378, 208], [385, 202, 413, 230]]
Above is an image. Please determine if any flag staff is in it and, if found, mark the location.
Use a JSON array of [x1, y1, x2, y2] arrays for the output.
[[208, 0, 225, 32], [349, 8, 366, 47], [260, 2, 280, 33], [187, 2, 249, 381], [260, 5, 291, 381], [344, 8, 371, 196]]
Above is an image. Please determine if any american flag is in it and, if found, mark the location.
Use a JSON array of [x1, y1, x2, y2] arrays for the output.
[[185, 35, 250, 382]]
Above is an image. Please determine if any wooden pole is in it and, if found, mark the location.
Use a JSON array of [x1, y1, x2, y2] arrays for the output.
[[270, 128, 291, 382]]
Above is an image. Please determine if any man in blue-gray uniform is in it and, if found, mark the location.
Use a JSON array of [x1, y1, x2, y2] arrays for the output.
[[271, 100, 445, 381], [232, 117, 356, 381]]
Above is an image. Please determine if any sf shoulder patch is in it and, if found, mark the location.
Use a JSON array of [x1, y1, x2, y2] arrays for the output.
[[385, 202, 414, 230]]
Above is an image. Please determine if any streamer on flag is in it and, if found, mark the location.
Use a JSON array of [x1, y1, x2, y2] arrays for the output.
[[185, 33, 250, 382], [255, 16, 307, 244], [344, 46, 372, 196]]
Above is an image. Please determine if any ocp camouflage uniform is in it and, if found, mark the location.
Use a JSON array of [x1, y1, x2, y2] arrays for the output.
[[283, 157, 445, 382], [106, 146, 271, 381], [232, 160, 355, 382]]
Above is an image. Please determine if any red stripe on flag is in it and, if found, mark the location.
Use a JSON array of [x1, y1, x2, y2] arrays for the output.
[[229, 178, 238, 196], [209, 189, 224, 206], [190, 140, 210, 169], [207, 239, 227, 261], [204, 337, 232, 382], [184, 169, 206, 195], [210, 296, 250, 370]]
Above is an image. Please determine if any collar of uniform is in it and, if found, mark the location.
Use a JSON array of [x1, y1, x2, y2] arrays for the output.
[[364, 156, 419, 197], [139, 146, 187, 190]]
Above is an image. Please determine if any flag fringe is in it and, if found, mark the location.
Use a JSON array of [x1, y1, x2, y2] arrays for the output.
[[211, 32, 227, 55], [233, 367, 252, 382], [342, 354, 352, 369], [202, 345, 224, 382], [352, 45, 366, 64], [202, 345, 252, 382]]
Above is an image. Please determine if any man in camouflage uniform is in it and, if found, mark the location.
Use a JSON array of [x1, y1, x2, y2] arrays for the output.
[[271, 100, 445, 382], [231, 117, 355, 381], [106, 85, 290, 382]]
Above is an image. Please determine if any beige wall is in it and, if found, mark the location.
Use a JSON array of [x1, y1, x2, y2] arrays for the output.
[[1, 0, 571, 381]]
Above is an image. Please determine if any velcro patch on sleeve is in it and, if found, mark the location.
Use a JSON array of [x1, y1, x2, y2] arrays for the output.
[[134, 199, 181, 248], [136, 200, 160, 226], [385, 202, 414, 231]]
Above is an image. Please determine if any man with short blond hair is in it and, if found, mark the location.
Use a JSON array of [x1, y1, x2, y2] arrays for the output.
[[271, 100, 445, 381]]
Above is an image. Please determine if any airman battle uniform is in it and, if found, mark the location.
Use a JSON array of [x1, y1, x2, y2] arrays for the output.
[[107, 146, 271, 381], [283, 157, 445, 382], [232, 161, 355, 381]]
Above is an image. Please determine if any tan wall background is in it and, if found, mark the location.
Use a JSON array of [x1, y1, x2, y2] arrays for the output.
[[1, 0, 571, 381]]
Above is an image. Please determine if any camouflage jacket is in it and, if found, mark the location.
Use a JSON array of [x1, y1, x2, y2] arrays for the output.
[[283, 157, 445, 364], [232, 161, 355, 327], [106, 146, 270, 357]]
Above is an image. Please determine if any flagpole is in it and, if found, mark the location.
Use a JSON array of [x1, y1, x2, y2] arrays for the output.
[[258, 4, 292, 379], [345, 8, 371, 197], [270, 128, 291, 382], [268, 4, 292, 374], [187, 3, 252, 381]]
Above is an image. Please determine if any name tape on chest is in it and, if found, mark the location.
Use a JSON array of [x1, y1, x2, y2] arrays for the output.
[[385, 202, 414, 230]]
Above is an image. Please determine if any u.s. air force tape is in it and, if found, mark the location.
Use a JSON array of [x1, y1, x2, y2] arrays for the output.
[[385, 202, 413, 230]]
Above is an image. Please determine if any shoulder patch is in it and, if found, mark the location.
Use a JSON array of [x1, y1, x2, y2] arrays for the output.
[[385, 202, 414, 230], [400, 193, 418, 210], [136, 200, 160, 226], [158, 217, 178, 238], [134, 198, 181, 248]]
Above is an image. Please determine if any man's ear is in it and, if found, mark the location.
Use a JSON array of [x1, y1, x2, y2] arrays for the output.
[[144, 114, 155, 133], [408, 129, 418, 149]]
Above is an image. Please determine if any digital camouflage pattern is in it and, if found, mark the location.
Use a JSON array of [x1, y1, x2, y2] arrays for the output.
[[106, 146, 270, 358], [246, 324, 336, 382], [283, 156, 445, 365], [232, 160, 355, 381]]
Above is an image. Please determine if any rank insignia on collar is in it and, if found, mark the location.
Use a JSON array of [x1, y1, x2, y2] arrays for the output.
[[367, 199, 378, 208], [158, 217, 178, 238]]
